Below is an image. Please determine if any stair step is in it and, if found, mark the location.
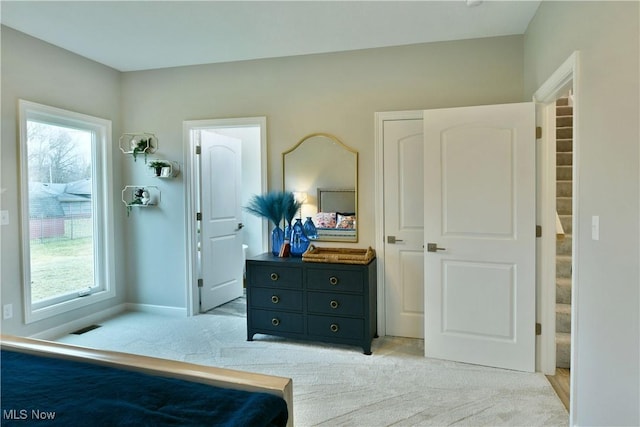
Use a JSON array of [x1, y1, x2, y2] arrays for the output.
[[556, 303, 571, 334], [556, 277, 572, 305], [557, 152, 573, 166], [556, 116, 572, 127], [557, 197, 572, 215], [556, 139, 573, 152], [556, 255, 572, 278], [556, 106, 573, 116], [558, 215, 572, 234], [556, 332, 571, 368], [556, 127, 573, 139], [556, 233, 572, 255], [557, 165, 573, 181], [556, 181, 572, 197], [556, 97, 569, 106]]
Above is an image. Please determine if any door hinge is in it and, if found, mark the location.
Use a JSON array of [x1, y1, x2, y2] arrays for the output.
[[197, 278, 203, 288], [535, 322, 542, 336], [196, 212, 202, 221], [195, 145, 201, 155], [536, 225, 542, 238], [536, 126, 542, 139]]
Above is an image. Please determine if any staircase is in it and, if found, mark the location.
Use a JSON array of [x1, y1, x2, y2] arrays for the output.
[[555, 97, 573, 369]]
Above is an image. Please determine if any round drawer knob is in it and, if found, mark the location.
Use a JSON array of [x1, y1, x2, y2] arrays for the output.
[[271, 295, 280, 304], [271, 318, 280, 326], [329, 300, 339, 309], [329, 276, 339, 286], [330, 323, 339, 333], [270, 273, 279, 281]]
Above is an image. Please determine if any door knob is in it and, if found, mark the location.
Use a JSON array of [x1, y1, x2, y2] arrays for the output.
[[427, 243, 446, 252], [387, 236, 404, 244], [235, 223, 244, 231]]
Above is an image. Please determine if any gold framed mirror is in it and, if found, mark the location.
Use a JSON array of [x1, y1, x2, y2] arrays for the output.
[[283, 133, 358, 242]]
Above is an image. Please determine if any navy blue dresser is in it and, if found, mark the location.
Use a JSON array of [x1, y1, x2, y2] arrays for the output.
[[246, 253, 377, 354]]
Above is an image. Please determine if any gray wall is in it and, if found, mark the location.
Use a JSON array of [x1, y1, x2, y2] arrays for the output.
[[0, 27, 125, 336], [119, 35, 524, 307], [524, 2, 639, 425]]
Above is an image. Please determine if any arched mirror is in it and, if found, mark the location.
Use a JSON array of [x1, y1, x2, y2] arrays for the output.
[[283, 133, 358, 242]]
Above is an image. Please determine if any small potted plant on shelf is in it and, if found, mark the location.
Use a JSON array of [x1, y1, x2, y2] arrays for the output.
[[131, 138, 151, 163], [126, 187, 146, 216], [148, 160, 171, 177]]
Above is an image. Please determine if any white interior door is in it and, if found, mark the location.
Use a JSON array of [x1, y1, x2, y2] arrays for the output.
[[383, 118, 425, 338], [423, 102, 536, 372], [200, 131, 244, 312]]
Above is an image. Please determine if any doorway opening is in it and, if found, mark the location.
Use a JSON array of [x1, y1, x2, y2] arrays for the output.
[[547, 91, 574, 411], [183, 117, 267, 317], [532, 52, 579, 420]]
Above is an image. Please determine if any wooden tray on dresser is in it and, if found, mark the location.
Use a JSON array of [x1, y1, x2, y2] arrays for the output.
[[302, 245, 375, 264]]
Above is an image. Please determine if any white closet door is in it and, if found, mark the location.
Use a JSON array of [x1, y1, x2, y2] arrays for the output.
[[423, 102, 536, 372]]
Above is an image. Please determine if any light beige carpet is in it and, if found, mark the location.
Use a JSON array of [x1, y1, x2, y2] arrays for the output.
[[57, 298, 568, 426]]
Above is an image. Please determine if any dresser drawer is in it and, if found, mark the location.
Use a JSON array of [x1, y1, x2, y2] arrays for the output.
[[307, 315, 363, 340], [249, 264, 302, 289], [307, 291, 363, 316], [306, 267, 363, 293], [250, 309, 304, 334], [251, 288, 303, 312]]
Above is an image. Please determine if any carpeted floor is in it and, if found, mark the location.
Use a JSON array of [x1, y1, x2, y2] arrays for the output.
[[57, 297, 568, 426]]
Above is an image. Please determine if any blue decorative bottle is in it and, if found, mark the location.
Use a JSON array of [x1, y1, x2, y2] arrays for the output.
[[289, 218, 309, 257], [303, 217, 318, 240], [271, 225, 284, 256]]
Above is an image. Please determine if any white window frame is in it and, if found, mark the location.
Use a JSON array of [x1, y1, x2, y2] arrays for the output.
[[19, 100, 116, 323]]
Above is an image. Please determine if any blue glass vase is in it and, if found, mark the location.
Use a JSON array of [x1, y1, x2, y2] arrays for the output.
[[271, 225, 284, 256], [290, 218, 309, 257], [303, 217, 318, 240], [284, 222, 292, 242]]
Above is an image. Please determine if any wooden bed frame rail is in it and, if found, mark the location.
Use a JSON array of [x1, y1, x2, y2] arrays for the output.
[[1, 335, 293, 427]]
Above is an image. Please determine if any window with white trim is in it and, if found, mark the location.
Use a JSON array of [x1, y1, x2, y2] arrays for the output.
[[19, 100, 115, 323]]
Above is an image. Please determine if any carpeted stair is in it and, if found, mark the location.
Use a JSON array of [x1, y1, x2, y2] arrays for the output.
[[556, 97, 572, 369]]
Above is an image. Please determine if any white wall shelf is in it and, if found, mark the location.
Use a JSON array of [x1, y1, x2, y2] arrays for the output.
[[119, 133, 158, 162], [122, 186, 161, 213], [147, 159, 180, 178]]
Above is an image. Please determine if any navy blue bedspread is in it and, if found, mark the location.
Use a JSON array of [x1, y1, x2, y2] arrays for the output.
[[1, 350, 288, 427]]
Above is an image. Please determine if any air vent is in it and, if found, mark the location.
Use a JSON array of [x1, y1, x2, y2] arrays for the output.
[[71, 325, 101, 335]]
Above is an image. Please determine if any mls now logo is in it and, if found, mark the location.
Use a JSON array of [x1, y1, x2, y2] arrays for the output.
[[3, 409, 56, 420]]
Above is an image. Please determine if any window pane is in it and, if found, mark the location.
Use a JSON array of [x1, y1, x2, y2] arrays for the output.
[[27, 121, 95, 302]]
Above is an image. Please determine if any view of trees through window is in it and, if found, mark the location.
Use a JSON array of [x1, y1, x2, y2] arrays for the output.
[[27, 121, 95, 303]]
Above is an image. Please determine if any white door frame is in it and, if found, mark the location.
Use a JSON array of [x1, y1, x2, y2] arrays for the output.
[[374, 110, 423, 337], [183, 117, 268, 317], [533, 51, 579, 423]]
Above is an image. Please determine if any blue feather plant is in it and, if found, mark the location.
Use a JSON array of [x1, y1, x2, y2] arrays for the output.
[[282, 192, 302, 231], [245, 191, 286, 227]]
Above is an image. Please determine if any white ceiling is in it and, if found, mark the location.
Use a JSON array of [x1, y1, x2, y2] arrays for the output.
[[0, 1, 541, 72]]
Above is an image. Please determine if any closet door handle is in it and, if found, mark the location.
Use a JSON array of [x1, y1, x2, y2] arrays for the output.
[[427, 243, 446, 252]]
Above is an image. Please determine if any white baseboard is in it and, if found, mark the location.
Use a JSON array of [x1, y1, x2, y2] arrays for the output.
[[30, 304, 127, 340], [123, 303, 187, 317], [28, 304, 187, 340]]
